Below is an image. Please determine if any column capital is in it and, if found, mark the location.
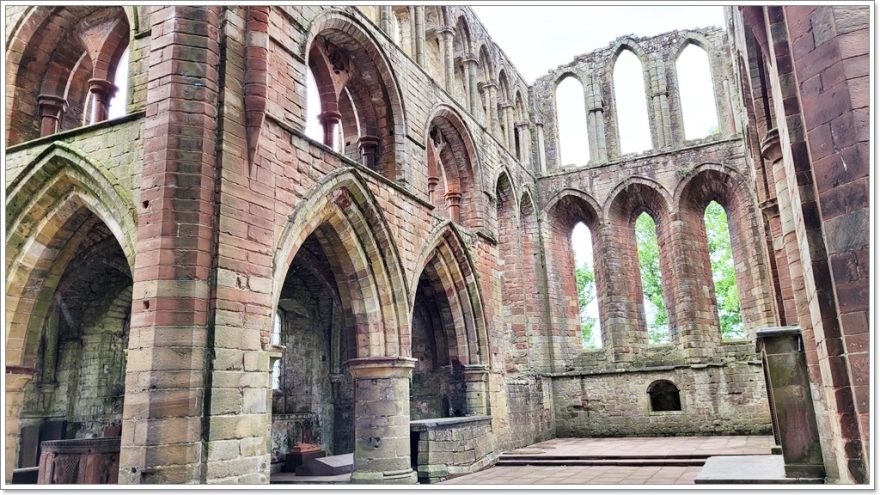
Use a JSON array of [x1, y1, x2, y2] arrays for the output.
[[515, 120, 530, 128], [444, 191, 462, 203], [37, 94, 69, 114], [318, 110, 342, 125], [346, 356, 416, 378], [6, 366, 37, 391], [357, 135, 382, 148], [435, 26, 455, 37], [462, 54, 479, 65], [760, 128, 782, 163], [88, 78, 118, 98], [461, 364, 489, 375]]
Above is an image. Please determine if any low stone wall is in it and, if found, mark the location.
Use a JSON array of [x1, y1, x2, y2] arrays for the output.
[[410, 416, 498, 483], [551, 361, 772, 437]]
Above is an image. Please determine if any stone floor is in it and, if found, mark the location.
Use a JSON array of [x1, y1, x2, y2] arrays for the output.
[[441, 435, 775, 485]]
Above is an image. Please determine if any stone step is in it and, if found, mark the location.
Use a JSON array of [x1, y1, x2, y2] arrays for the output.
[[294, 453, 354, 477], [270, 472, 351, 484], [496, 458, 707, 467], [695, 455, 824, 484], [500, 454, 714, 461]]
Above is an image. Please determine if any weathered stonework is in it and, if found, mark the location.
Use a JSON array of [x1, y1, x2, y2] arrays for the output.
[[3, 4, 869, 486]]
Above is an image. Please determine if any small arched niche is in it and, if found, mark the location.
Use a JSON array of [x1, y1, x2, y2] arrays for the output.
[[648, 380, 682, 412]]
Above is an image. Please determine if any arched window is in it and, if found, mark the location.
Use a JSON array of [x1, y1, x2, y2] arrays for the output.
[[705, 201, 744, 339], [677, 44, 719, 140], [614, 49, 652, 154], [271, 310, 283, 390], [107, 47, 129, 120], [555, 76, 589, 166], [306, 22, 402, 177], [6, 7, 130, 144], [572, 222, 601, 348], [636, 212, 670, 344], [648, 380, 681, 411]]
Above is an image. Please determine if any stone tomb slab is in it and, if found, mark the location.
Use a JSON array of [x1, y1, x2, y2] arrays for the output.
[[695, 455, 823, 484], [295, 453, 354, 476]]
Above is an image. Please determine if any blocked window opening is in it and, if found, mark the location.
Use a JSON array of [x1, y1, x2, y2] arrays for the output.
[[705, 201, 744, 339], [677, 44, 719, 140], [635, 213, 670, 344], [648, 380, 681, 411], [572, 222, 601, 348], [555, 76, 590, 166], [614, 49, 652, 154]]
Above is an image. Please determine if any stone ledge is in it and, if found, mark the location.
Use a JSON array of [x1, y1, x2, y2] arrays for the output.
[[410, 415, 492, 432]]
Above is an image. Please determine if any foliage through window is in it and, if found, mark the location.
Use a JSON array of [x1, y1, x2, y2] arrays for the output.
[[635, 213, 669, 344], [572, 222, 601, 348], [705, 201, 744, 339]]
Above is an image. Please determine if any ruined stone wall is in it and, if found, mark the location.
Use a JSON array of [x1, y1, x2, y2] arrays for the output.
[[729, 5, 870, 484], [532, 28, 741, 172], [530, 28, 775, 437], [5, 4, 867, 486]]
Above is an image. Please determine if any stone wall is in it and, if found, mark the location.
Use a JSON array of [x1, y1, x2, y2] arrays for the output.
[[411, 416, 498, 483], [4, 3, 866, 486]]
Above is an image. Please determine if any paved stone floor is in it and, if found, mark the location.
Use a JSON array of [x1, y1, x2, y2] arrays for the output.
[[441, 436, 775, 485], [503, 435, 775, 457]]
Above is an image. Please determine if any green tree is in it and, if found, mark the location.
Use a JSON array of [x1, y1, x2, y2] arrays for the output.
[[575, 261, 599, 348], [704, 201, 744, 338], [635, 213, 670, 344]]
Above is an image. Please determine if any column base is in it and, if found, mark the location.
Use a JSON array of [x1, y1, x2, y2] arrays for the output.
[[350, 468, 418, 484]]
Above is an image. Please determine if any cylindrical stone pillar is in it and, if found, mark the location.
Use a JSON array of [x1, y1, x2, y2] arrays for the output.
[[357, 135, 382, 169], [515, 121, 531, 163], [88, 78, 117, 124], [503, 103, 515, 150], [318, 111, 342, 148], [347, 357, 418, 484], [485, 83, 498, 135], [414, 7, 426, 66], [462, 365, 489, 415], [379, 6, 392, 34], [427, 176, 440, 204], [445, 191, 462, 224], [464, 57, 479, 116], [40, 308, 60, 385], [37, 95, 68, 137], [6, 367, 36, 482], [437, 27, 455, 93]]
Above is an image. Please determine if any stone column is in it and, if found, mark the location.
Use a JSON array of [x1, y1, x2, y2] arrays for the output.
[[437, 27, 455, 93], [347, 357, 417, 484], [460, 60, 471, 111], [120, 6, 221, 484], [535, 122, 547, 173], [40, 307, 60, 385], [462, 365, 489, 415], [414, 7, 425, 66], [357, 135, 382, 169], [88, 78, 117, 124], [37, 95, 68, 137], [515, 121, 531, 163], [463, 56, 479, 116], [427, 176, 440, 204], [484, 82, 498, 135], [445, 192, 462, 224], [379, 6, 392, 34], [502, 103, 515, 150], [6, 367, 36, 482], [318, 111, 342, 148]]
